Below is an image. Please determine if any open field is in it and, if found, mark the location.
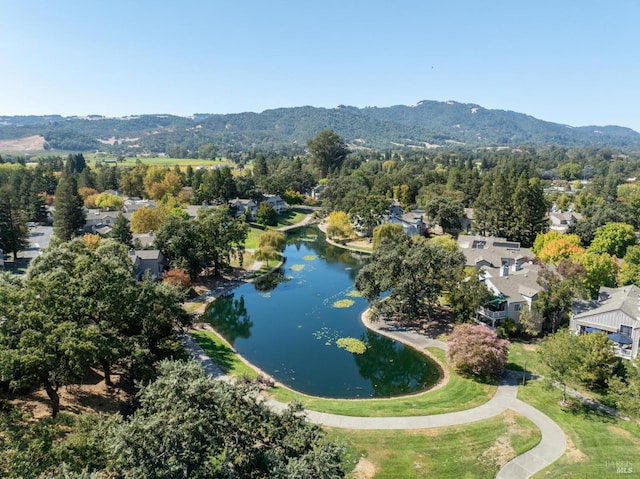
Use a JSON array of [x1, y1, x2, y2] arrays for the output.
[[335, 410, 541, 479], [85, 153, 235, 169]]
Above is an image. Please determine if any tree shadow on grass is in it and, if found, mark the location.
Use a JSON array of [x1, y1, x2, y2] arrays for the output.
[[193, 333, 236, 374], [564, 398, 617, 423]]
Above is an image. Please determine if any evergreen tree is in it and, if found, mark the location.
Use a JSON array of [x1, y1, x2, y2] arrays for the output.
[[53, 176, 85, 241], [110, 213, 133, 247], [307, 129, 349, 178], [0, 186, 29, 259], [509, 175, 548, 247]]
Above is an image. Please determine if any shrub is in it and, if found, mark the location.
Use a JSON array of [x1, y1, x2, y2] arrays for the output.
[[447, 323, 509, 380], [163, 268, 191, 289]]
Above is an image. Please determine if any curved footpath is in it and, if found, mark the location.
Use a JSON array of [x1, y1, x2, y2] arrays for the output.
[[183, 317, 566, 478], [182, 213, 567, 478]]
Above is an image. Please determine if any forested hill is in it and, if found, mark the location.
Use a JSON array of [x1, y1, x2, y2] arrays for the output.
[[1, 100, 639, 153]]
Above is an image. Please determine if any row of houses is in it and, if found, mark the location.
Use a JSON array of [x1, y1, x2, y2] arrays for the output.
[[82, 194, 287, 282], [457, 234, 639, 360]]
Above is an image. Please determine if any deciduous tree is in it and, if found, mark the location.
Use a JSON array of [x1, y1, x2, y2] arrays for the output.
[[356, 235, 465, 321], [108, 360, 346, 478], [586, 222, 636, 258], [447, 323, 509, 380], [538, 329, 580, 404]]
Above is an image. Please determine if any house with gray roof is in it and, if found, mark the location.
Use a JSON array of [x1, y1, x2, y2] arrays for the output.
[[384, 202, 426, 236], [84, 209, 119, 233], [264, 194, 287, 214], [458, 235, 542, 329], [129, 249, 165, 281], [230, 198, 258, 221], [570, 285, 640, 359], [548, 211, 582, 233]]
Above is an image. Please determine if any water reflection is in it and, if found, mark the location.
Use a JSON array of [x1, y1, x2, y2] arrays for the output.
[[356, 330, 441, 397], [202, 227, 441, 398], [205, 294, 252, 344]]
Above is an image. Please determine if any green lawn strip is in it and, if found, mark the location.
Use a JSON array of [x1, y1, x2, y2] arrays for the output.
[[190, 329, 258, 379], [517, 380, 640, 478], [245, 227, 263, 249], [267, 348, 497, 417], [333, 411, 541, 479], [506, 340, 543, 375], [275, 209, 307, 227]]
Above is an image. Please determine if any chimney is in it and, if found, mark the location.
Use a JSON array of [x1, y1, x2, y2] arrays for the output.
[[500, 263, 509, 277]]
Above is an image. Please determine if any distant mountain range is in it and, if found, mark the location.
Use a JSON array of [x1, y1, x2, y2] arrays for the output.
[[1, 100, 639, 154]]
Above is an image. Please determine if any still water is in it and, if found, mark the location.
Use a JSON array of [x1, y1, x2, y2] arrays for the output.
[[204, 229, 441, 398]]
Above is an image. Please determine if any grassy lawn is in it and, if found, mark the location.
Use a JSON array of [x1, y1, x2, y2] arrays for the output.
[[190, 329, 258, 379], [275, 208, 307, 227], [335, 411, 541, 479], [245, 209, 310, 249], [506, 340, 542, 375], [267, 348, 497, 417], [517, 379, 640, 478], [245, 226, 264, 249]]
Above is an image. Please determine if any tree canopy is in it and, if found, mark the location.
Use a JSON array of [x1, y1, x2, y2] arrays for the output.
[[306, 130, 349, 178], [356, 235, 465, 321]]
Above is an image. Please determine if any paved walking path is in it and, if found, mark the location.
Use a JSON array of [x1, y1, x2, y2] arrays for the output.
[[183, 211, 567, 478]]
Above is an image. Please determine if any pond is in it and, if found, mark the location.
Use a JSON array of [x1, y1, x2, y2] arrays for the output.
[[203, 228, 441, 398]]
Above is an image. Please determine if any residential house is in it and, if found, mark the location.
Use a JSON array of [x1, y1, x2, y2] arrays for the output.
[[132, 231, 156, 249], [310, 184, 325, 200], [570, 285, 640, 360], [457, 235, 541, 328], [123, 198, 156, 214], [460, 208, 474, 233], [184, 203, 209, 219], [84, 209, 119, 233], [129, 249, 165, 281], [385, 202, 427, 236], [548, 211, 582, 233], [230, 198, 258, 221], [264, 194, 287, 214]]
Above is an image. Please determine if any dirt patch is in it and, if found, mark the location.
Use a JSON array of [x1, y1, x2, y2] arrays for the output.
[[522, 344, 538, 352], [352, 457, 377, 479], [10, 369, 126, 420], [0, 135, 48, 152], [564, 436, 587, 462]]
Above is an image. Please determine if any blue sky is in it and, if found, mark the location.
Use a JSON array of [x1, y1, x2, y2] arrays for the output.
[[1, 0, 639, 131]]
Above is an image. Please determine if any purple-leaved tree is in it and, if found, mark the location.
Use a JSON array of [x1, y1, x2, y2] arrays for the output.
[[447, 323, 510, 380]]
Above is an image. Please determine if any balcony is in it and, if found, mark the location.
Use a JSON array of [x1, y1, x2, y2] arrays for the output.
[[478, 307, 508, 320], [615, 347, 633, 359]]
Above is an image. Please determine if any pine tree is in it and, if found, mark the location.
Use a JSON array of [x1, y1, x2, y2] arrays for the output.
[[53, 176, 85, 241], [510, 175, 548, 247], [111, 213, 133, 247], [0, 186, 29, 259]]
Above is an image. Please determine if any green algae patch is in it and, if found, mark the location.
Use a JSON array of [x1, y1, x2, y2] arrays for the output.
[[290, 264, 305, 272], [346, 290, 363, 297], [303, 255, 317, 261], [332, 299, 355, 308], [336, 337, 367, 354]]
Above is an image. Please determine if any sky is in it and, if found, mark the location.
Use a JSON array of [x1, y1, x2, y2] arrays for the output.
[[1, 0, 639, 131]]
